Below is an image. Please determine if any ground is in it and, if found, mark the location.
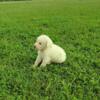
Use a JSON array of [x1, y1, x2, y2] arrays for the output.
[[0, 0, 100, 100]]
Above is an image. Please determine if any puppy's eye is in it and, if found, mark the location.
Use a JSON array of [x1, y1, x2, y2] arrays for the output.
[[39, 42, 41, 45]]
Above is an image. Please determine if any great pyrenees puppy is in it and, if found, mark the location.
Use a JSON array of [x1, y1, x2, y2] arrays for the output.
[[33, 35, 66, 68]]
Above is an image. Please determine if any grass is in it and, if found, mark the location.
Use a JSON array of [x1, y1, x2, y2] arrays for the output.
[[0, 0, 100, 99]]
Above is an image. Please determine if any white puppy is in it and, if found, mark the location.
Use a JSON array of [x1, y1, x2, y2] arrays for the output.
[[33, 35, 66, 67]]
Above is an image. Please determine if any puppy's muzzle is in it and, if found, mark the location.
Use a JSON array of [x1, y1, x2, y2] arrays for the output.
[[34, 43, 38, 49]]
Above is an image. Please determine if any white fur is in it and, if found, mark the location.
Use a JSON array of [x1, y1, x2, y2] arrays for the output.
[[33, 35, 66, 67]]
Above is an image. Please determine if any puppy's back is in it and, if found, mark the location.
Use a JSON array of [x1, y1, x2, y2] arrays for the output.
[[46, 44, 66, 63]]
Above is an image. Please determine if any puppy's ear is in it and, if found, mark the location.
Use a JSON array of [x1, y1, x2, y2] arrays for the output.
[[47, 38, 53, 48]]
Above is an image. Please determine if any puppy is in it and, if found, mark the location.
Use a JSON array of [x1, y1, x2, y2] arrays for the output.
[[33, 35, 66, 67]]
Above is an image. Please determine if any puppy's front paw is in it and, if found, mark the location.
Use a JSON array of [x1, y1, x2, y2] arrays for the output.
[[40, 64, 46, 68], [32, 64, 37, 69]]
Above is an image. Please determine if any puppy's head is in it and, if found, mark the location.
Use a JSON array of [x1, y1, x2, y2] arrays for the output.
[[34, 35, 53, 51]]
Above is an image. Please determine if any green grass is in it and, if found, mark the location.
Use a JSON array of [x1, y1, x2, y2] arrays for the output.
[[0, 0, 100, 99]]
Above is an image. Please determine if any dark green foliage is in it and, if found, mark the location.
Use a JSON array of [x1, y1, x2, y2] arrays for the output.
[[0, 0, 100, 99]]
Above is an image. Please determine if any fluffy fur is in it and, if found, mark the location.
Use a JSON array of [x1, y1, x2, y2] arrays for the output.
[[33, 35, 66, 67]]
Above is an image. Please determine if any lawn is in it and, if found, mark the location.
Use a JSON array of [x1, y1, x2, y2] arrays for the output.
[[0, 0, 100, 99]]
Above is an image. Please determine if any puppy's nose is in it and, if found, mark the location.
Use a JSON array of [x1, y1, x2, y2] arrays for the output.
[[34, 43, 36, 48], [34, 44, 36, 48]]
